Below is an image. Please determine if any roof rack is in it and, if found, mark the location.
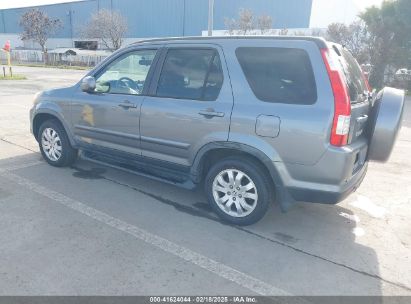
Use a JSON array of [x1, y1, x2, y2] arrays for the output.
[[131, 36, 328, 48]]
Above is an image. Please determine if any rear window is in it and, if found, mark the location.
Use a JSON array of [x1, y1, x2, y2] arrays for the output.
[[235, 47, 317, 105], [332, 46, 368, 103]]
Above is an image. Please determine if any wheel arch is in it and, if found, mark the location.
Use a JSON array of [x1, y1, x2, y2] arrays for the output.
[[32, 110, 76, 147], [191, 142, 282, 186], [191, 142, 297, 212]]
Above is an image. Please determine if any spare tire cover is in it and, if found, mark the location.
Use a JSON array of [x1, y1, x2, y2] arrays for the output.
[[368, 87, 405, 162]]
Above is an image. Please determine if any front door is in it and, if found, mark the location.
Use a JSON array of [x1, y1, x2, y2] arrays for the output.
[[140, 45, 233, 167], [71, 48, 158, 155]]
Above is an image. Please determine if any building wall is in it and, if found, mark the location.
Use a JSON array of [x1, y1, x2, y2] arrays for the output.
[[0, 0, 313, 49]]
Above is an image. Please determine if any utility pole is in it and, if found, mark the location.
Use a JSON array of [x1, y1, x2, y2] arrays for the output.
[[207, 0, 214, 36], [68, 10, 73, 47]]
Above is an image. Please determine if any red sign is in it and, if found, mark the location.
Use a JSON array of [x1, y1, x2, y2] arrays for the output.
[[3, 40, 10, 52]]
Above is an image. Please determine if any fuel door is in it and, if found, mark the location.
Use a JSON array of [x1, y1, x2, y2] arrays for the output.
[[255, 115, 281, 138]]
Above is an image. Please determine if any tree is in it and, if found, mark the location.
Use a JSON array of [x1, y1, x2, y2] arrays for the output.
[[80, 9, 128, 51], [326, 22, 350, 46], [278, 29, 288, 36], [257, 14, 272, 34], [224, 9, 273, 35], [224, 18, 237, 35], [238, 8, 255, 35], [326, 20, 370, 64], [19, 9, 62, 53], [326, 0, 411, 88], [346, 21, 371, 64], [360, 0, 411, 88]]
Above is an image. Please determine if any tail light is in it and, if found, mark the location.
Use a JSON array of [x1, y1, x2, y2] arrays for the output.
[[321, 48, 351, 146]]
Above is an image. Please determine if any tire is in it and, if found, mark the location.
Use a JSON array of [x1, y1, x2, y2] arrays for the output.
[[204, 156, 272, 226], [38, 119, 77, 167]]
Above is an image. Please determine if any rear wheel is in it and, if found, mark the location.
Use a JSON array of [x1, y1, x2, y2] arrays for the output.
[[205, 157, 272, 226], [38, 119, 77, 167]]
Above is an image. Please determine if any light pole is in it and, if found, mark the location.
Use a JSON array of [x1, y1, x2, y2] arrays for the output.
[[208, 0, 214, 36], [67, 10, 73, 47]]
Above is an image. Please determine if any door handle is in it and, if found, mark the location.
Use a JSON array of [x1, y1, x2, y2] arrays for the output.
[[198, 109, 225, 118], [356, 115, 368, 123], [118, 101, 137, 109]]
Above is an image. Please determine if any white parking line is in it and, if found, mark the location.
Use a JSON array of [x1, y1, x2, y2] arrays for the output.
[[0, 163, 293, 296]]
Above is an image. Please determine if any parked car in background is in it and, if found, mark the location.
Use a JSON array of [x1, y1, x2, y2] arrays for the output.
[[395, 68, 411, 76], [30, 37, 405, 225], [394, 68, 411, 91]]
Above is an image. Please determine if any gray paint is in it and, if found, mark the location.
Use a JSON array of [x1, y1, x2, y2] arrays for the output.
[[255, 115, 281, 138], [140, 42, 233, 167], [30, 36, 403, 209]]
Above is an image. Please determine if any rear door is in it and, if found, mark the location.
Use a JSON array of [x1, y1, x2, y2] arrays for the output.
[[139, 44, 233, 167], [330, 44, 371, 144]]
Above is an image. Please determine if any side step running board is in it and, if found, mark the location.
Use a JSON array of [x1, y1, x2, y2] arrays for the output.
[[80, 151, 196, 190]]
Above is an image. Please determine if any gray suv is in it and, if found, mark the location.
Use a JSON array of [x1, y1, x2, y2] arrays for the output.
[[30, 37, 405, 225]]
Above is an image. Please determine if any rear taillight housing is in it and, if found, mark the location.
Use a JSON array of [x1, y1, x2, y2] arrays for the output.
[[321, 48, 351, 146]]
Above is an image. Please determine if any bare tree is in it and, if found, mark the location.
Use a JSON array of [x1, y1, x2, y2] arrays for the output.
[[80, 9, 127, 51], [257, 14, 272, 34], [224, 18, 237, 35], [278, 29, 289, 36], [326, 22, 350, 46], [311, 29, 323, 37], [19, 9, 62, 54], [225, 9, 273, 36], [347, 20, 371, 64], [238, 8, 255, 35], [326, 20, 370, 64]]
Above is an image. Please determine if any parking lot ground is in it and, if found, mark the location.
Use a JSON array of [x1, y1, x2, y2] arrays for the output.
[[0, 66, 410, 296]]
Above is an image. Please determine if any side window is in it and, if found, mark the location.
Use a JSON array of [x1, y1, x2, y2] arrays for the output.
[[156, 48, 223, 101], [235, 47, 317, 105], [95, 49, 157, 95]]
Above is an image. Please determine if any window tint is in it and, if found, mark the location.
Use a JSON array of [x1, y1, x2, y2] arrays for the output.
[[336, 47, 368, 103], [95, 49, 157, 95], [156, 49, 223, 101], [235, 47, 317, 104]]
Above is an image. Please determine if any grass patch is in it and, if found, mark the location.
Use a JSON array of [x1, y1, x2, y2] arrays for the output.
[[0, 74, 27, 80], [15, 63, 90, 70]]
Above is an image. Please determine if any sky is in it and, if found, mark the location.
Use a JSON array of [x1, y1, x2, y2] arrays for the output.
[[310, 0, 384, 27], [0, 0, 385, 28]]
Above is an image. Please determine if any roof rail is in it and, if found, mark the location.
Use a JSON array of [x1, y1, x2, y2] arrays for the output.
[[131, 36, 328, 48]]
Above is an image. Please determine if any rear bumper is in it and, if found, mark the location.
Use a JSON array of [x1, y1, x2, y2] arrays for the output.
[[272, 138, 369, 207], [285, 162, 368, 204]]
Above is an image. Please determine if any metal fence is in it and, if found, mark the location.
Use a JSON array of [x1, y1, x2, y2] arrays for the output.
[[0, 50, 108, 67]]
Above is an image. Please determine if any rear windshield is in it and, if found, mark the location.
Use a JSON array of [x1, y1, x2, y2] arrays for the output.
[[235, 47, 317, 105], [331, 45, 368, 103]]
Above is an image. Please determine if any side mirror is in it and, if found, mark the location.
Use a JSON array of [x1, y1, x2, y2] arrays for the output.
[[81, 76, 96, 93]]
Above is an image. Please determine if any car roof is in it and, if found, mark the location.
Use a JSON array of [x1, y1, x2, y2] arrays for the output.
[[131, 36, 328, 48]]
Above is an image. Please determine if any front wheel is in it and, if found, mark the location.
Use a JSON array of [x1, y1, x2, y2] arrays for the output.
[[205, 157, 272, 226], [38, 119, 77, 167]]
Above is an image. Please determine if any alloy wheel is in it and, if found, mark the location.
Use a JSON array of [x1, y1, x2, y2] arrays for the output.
[[212, 169, 258, 217]]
